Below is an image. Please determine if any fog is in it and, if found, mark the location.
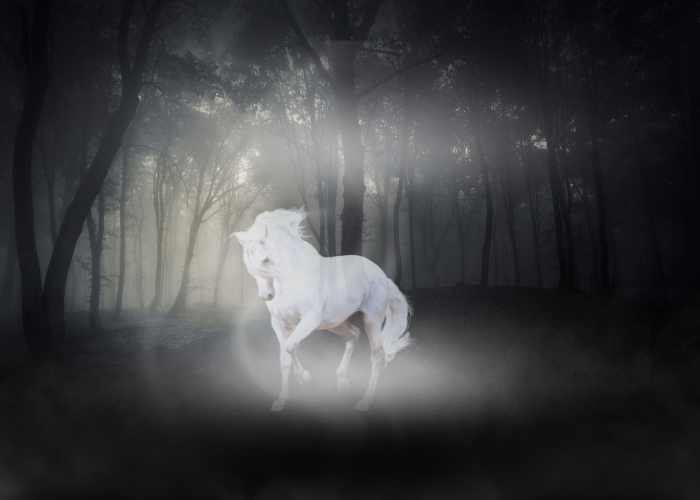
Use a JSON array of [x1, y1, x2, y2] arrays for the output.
[[0, 0, 698, 497], [3, 0, 697, 334]]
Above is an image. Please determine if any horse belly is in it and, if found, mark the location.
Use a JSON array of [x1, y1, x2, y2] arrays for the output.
[[315, 298, 362, 330]]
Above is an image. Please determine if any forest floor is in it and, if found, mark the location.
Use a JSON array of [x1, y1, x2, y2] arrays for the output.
[[0, 286, 699, 500]]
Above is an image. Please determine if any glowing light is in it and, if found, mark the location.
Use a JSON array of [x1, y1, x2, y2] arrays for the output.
[[230, 301, 511, 419]]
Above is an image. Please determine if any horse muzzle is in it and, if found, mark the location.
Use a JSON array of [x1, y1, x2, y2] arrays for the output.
[[259, 291, 275, 301]]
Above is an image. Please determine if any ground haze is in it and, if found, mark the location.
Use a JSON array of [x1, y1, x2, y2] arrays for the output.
[[1, 286, 697, 499]]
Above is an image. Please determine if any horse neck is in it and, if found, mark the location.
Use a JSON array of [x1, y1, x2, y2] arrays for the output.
[[272, 236, 317, 286]]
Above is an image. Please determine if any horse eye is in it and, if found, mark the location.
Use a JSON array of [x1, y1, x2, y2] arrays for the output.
[[262, 258, 269, 264]]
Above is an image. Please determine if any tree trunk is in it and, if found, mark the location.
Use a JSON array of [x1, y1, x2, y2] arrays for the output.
[[459, 220, 466, 284], [419, 176, 441, 288], [492, 207, 500, 286], [580, 173, 599, 291], [419, 210, 440, 287], [131, 220, 144, 308], [630, 119, 668, 302], [535, 23, 568, 290], [503, 241, 509, 285], [67, 261, 76, 313], [12, 0, 53, 355], [393, 98, 410, 287], [407, 158, 417, 289], [306, 74, 327, 257], [1, 227, 18, 317], [583, 20, 611, 295], [168, 146, 208, 318], [113, 138, 131, 318], [373, 159, 390, 271], [214, 212, 237, 306], [150, 158, 166, 315], [58, 168, 77, 228], [240, 244, 245, 307], [316, 172, 327, 257], [501, 155, 521, 286], [672, 1, 699, 292], [545, 139, 568, 289], [326, 118, 339, 257], [86, 189, 105, 332], [520, 139, 542, 288], [559, 138, 577, 290], [43, 148, 58, 247], [168, 215, 203, 317], [165, 201, 178, 306], [588, 113, 610, 294], [470, 114, 493, 287], [332, 42, 366, 257], [379, 165, 390, 271], [608, 218, 618, 294], [213, 237, 230, 306], [42, 0, 165, 341]]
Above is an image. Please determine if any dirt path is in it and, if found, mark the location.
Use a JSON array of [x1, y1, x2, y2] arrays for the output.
[[0, 287, 698, 499]]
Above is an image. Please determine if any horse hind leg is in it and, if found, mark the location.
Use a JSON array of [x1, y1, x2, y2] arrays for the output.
[[356, 315, 386, 411], [328, 321, 361, 396]]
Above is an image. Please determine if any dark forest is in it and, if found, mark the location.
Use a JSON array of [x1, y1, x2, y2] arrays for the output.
[[1, 0, 698, 498]]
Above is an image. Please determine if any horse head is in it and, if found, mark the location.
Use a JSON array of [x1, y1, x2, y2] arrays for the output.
[[234, 228, 276, 301], [233, 208, 307, 302]]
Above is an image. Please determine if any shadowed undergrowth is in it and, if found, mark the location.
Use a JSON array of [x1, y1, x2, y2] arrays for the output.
[[0, 286, 698, 499]]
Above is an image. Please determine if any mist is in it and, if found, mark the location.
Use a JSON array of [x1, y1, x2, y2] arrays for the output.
[[1, 0, 699, 498]]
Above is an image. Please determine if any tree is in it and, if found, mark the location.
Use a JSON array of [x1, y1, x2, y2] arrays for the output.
[[282, 0, 452, 256], [12, 0, 53, 353], [494, 99, 521, 286], [213, 177, 261, 306], [168, 102, 263, 317], [149, 120, 178, 315], [392, 92, 411, 287], [470, 108, 494, 287], [114, 102, 151, 318], [10, 0, 174, 353], [512, 0, 572, 289]]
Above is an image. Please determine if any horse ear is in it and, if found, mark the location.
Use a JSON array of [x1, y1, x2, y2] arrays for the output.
[[233, 231, 248, 245]]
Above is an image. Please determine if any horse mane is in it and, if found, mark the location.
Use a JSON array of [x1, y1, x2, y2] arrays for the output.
[[243, 208, 309, 277], [251, 208, 308, 241]]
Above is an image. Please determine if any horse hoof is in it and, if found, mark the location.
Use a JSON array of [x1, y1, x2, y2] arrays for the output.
[[338, 379, 349, 396], [355, 400, 370, 411], [271, 401, 285, 411], [299, 370, 312, 386]]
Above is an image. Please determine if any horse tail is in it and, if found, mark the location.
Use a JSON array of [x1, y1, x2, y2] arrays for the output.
[[381, 279, 413, 363]]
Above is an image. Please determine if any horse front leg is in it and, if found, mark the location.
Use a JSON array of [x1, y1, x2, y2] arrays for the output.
[[285, 312, 321, 387], [356, 316, 386, 411], [271, 315, 291, 411], [328, 321, 361, 396]]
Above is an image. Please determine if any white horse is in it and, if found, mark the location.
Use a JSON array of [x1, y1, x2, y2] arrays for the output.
[[234, 209, 412, 411]]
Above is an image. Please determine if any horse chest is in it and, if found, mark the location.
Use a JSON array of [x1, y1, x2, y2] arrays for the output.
[[270, 303, 303, 330]]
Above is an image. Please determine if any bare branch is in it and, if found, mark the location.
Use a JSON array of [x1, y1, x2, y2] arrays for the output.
[[155, 10, 183, 31], [282, 0, 337, 90], [256, 42, 300, 55], [140, 81, 163, 92], [359, 47, 402, 57], [130, 143, 188, 198], [357, 41, 455, 100]]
